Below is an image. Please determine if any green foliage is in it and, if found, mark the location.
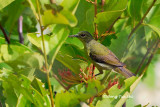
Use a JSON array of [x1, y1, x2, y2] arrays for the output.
[[0, 0, 160, 106]]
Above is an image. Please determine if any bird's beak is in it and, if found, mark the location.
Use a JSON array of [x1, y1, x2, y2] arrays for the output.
[[69, 34, 78, 38]]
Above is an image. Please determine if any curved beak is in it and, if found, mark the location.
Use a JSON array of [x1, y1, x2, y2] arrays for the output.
[[69, 34, 78, 38]]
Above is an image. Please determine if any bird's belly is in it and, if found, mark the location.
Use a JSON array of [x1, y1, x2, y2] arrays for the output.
[[95, 62, 113, 70]]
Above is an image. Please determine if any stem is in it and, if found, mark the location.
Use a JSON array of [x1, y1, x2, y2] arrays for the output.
[[101, 71, 111, 84], [0, 23, 10, 44], [140, 40, 159, 75], [122, 102, 126, 107], [108, 16, 121, 32], [100, 16, 120, 42], [18, 16, 24, 44], [52, 72, 70, 90], [94, 0, 98, 40], [128, 0, 157, 40], [36, 0, 54, 106], [135, 42, 156, 75], [101, 0, 105, 12]]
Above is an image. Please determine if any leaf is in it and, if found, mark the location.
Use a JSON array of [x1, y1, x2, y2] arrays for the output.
[[31, 78, 48, 96], [96, 97, 111, 107], [42, 10, 69, 26], [1, 73, 51, 107], [104, 75, 143, 107], [42, 9, 77, 27], [0, 37, 5, 45], [107, 27, 131, 59], [6, 52, 44, 69], [104, 0, 128, 11], [128, 0, 144, 21], [56, 53, 87, 74], [95, 0, 127, 34], [0, 0, 15, 10], [95, 10, 125, 35], [61, 0, 80, 14], [55, 80, 105, 107], [144, 24, 160, 37], [0, 44, 32, 62], [4, 0, 25, 33]]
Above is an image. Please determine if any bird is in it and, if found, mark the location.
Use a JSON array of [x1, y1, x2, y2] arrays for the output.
[[69, 31, 135, 78]]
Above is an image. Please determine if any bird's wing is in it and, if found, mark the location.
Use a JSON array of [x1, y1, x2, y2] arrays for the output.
[[89, 51, 124, 67]]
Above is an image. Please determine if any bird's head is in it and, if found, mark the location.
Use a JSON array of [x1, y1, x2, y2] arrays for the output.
[[69, 31, 93, 43]]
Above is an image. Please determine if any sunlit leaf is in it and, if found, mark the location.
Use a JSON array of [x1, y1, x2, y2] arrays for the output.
[[0, 0, 15, 10]]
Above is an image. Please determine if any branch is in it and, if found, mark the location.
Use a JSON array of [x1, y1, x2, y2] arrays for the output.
[[18, 16, 24, 44], [86, 0, 94, 4], [128, 0, 157, 40], [51, 72, 70, 90], [135, 41, 156, 75], [108, 16, 121, 32], [101, 0, 105, 12], [94, 0, 98, 40], [140, 40, 159, 75], [0, 23, 10, 44], [50, 0, 55, 4]]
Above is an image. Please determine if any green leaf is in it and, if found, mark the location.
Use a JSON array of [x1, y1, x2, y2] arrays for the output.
[[128, 0, 144, 21], [6, 52, 44, 69], [144, 24, 160, 37], [0, 44, 32, 62], [96, 97, 111, 107], [0, 0, 15, 10], [31, 78, 48, 96], [61, 0, 80, 14], [104, 0, 128, 11], [4, 0, 25, 33], [108, 27, 131, 59], [1, 73, 50, 107], [56, 53, 87, 74], [42, 9, 77, 27], [0, 37, 5, 45], [55, 80, 105, 107], [95, 0, 127, 34], [106, 75, 143, 107], [16, 94, 31, 107], [95, 10, 125, 35]]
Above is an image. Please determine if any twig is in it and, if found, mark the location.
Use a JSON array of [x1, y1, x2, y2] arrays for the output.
[[50, 0, 55, 4], [122, 102, 126, 107], [0, 101, 2, 107], [101, 0, 105, 12], [135, 41, 156, 75], [100, 16, 120, 42], [108, 16, 121, 32], [18, 16, 24, 44], [140, 40, 159, 75], [94, 0, 98, 40], [52, 72, 70, 90], [86, 0, 94, 4], [0, 23, 10, 44], [36, 0, 54, 106], [128, 0, 157, 40]]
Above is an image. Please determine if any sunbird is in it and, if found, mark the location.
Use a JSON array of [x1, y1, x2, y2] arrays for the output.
[[69, 31, 135, 78]]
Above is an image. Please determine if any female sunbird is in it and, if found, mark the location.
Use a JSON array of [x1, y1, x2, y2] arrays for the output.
[[69, 31, 135, 78]]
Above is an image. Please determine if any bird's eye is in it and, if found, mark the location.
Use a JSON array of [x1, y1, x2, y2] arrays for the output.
[[81, 34, 85, 37]]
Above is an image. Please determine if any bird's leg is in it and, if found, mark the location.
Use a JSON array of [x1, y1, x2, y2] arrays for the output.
[[95, 68, 103, 76]]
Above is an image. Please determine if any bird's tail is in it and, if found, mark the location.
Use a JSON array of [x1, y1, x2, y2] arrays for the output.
[[114, 67, 135, 78]]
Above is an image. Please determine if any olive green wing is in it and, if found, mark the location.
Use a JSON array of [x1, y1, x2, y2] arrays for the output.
[[89, 50, 124, 67]]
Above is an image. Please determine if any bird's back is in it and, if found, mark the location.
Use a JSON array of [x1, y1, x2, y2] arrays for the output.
[[86, 40, 124, 67]]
